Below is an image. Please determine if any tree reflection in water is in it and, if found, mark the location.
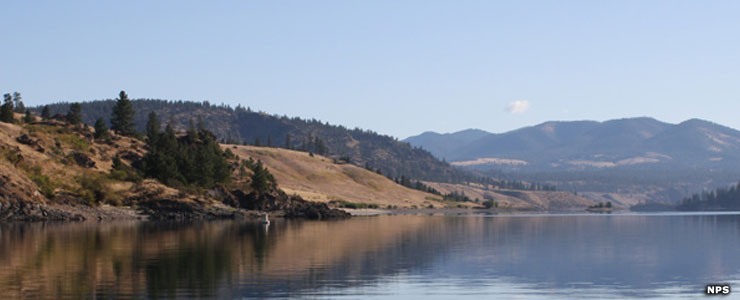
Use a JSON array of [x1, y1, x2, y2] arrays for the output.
[[0, 213, 738, 299]]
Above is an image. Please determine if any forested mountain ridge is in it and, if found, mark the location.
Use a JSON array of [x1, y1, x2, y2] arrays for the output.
[[39, 99, 473, 183]]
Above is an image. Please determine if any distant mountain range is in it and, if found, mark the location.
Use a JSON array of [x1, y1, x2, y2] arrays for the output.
[[405, 117, 740, 171], [405, 117, 740, 203]]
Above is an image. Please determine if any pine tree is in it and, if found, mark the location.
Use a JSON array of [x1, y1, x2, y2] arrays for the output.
[[40, 105, 51, 120], [23, 109, 34, 123], [313, 136, 327, 155], [67, 103, 82, 125], [0, 93, 14, 123], [138, 121, 230, 188], [12, 92, 24, 113], [142, 124, 182, 186], [196, 116, 206, 132], [250, 160, 275, 193], [112, 155, 123, 170], [284, 134, 292, 149], [94, 118, 110, 140], [110, 91, 136, 136], [267, 136, 273, 147], [146, 111, 160, 143]]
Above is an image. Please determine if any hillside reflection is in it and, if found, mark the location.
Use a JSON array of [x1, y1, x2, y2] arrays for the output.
[[1, 213, 739, 299]]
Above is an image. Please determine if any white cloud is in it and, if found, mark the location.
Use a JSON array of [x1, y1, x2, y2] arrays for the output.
[[506, 100, 530, 114]]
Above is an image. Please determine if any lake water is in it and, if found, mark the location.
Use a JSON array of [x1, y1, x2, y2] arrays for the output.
[[1, 212, 739, 299]]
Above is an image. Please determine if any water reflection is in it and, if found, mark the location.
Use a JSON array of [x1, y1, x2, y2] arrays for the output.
[[0, 213, 739, 299]]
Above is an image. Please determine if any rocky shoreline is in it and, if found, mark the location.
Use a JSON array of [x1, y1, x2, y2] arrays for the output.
[[0, 180, 350, 222], [0, 199, 350, 222]]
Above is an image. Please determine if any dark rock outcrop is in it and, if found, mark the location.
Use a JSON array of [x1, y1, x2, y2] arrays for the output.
[[16, 134, 37, 146], [225, 189, 350, 220], [118, 150, 142, 162], [70, 152, 96, 168], [283, 200, 350, 220], [0, 201, 84, 222], [138, 200, 244, 221], [127, 180, 257, 221]]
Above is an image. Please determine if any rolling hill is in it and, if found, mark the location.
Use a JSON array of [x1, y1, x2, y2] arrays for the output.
[[225, 145, 595, 210], [40, 99, 473, 184], [0, 111, 595, 214], [225, 145, 446, 208]]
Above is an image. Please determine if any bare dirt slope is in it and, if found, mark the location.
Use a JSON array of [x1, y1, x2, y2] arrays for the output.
[[227, 145, 444, 208]]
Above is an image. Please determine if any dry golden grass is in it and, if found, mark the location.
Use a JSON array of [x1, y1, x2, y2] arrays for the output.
[[0, 119, 147, 205], [425, 181, 596, 210], [226, 145, 444, 208], [0, 116, 596, 212]]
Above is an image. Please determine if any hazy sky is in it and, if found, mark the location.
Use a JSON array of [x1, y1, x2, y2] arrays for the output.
[[2, 1, 740, 138]]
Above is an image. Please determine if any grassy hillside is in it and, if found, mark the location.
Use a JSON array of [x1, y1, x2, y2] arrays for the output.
[[40, 99, 476, 183], [227, 144, 594, 210], [0, 115, 145, 206], [423, 182, 595, 210], [0, 113, 347, 221], [2, 108, 594, 215], [227, 145, 447, 208]]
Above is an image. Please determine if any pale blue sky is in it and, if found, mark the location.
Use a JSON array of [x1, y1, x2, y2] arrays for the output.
[[2, 1, 740, 138]]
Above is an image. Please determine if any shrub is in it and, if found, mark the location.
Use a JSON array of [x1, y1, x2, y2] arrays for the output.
[[78, 172, 121, 205], [12, 163, 58, 198], [329, 200, 376, 209], [483, 200, 496, 209], [28, 169, 57, 198], [108, 169, 142, 182], [57, 134, 90, 152]]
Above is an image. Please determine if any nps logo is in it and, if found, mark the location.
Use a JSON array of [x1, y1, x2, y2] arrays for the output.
[[705, 284, 731, 295]]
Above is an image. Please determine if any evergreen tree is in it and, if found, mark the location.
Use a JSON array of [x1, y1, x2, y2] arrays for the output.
[[267, 136, 273, 147], [0, 93, 14, 123], [250, 160, 275, 193], [196, 116, 206, 132], [254, 137, 262, 147], [12, 92, 24, 113], [40, 105, 51, 120], [146, 111, 160, 143], [185, 119, 197, 143], [138, 123, 230, 188], [23, 109, 34, 123], [110, 91, 136, 136], [141, 125, 182, 186], [112, 155, 123, 170], [284, 134, 292, 149], [67, 103, 82, 125], [313, 136, 327, 155], [94, 118, 110, 140]]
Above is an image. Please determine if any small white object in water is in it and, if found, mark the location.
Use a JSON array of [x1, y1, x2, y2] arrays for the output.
[[261, 213, 270, 225]]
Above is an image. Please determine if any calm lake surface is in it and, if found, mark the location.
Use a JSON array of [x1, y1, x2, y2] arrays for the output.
[[1, 212, 740, 299]]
